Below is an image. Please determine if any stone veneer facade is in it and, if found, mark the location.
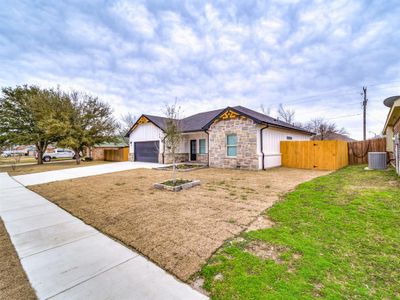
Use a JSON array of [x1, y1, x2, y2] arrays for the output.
[[163, 153, 189, 164], [195, 153, 208, 164], [208, 117, 259, 169]]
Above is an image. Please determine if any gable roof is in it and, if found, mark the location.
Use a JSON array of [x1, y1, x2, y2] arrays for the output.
[[126, 105, 313, 136]]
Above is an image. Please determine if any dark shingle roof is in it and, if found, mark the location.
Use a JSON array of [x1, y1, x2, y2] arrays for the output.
[[181, 108, 224, 132], [128, 105, 313, 135], [143, 114, 170, 130], [232, 106, 312, 134]]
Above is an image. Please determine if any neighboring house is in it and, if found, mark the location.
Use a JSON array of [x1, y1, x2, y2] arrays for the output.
[[125, 106, 313, 170], [382, 96, 400, 174], [312, 132, 356, 142], [88, 138, 128, 160]]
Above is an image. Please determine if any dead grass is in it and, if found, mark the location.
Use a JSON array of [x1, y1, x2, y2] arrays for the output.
[[30, 167, 329, 281], [0, 156, 37, 165], [1, 160, 111, 176], [0, 220, 36, 300]]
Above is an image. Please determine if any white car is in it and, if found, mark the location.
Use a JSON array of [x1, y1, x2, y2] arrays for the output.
[[40, 148, 77, 162]]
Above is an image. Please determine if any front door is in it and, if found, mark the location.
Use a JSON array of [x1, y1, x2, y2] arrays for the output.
[[190, 140, 196, 161]]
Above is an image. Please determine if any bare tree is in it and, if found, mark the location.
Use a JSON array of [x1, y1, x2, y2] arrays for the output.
[[119, 112, 137, 137], [304, 118, 348, 140], [277, 103, 295, 124], [164, 102, 182, 185], [260, 104, 272, 116]]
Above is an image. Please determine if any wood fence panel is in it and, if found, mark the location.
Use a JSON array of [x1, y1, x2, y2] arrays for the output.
[[348, 138, 386, 165], [280, 140, 348, 170], [122, 147, 129, 161], [104, 147, 129, 162], [281, 141, 313, 169]]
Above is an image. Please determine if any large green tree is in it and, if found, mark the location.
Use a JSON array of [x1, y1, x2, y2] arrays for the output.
[[0, 85, 71, 164], [59, 91, 118, 164]]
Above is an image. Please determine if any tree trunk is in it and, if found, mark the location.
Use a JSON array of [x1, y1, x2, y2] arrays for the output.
[[35, 142, 47, 165], [37, 151, 43, 164], [172, 152, 176, 185], [75, 148, 81, 165]]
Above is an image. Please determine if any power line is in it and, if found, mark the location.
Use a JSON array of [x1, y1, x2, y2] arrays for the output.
[[272, 80, 400, 106], [327, 113, 362, 120]]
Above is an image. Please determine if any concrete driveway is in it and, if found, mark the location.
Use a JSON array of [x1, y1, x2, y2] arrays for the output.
[[13, 161, 164, 186], [0, 173, 206, 300]]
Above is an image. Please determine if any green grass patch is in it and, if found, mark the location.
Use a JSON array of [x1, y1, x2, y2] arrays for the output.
[[200, 166, 400, 299]]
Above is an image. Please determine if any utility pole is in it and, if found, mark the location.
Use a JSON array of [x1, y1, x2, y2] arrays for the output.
[[362, 86, 368, 140]]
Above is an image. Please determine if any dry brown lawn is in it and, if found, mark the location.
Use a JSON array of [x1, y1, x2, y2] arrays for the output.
[[30, 167, 329, 281], [1, 160, 111, 176], [0, 220, 36, 300]]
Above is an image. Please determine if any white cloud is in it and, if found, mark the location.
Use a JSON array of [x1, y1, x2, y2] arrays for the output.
[[111, 0, 157, 38], [1, 0, 399, 140]]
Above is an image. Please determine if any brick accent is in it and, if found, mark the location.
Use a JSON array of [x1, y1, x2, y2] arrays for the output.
[[208, 118, 258, 169], [91, 147, 120, 160]]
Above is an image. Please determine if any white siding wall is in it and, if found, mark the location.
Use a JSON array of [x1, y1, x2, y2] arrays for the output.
[[258, 126, 311, 169], [128, 122, 190, 158], [129, 123, 164, 155]]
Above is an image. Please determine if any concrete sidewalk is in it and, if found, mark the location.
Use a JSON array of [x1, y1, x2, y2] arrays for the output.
[[13, 161, 164, 186], [0, 173, 207, 300]]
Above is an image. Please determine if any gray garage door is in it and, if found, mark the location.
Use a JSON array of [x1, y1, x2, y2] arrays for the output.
[[134, 141, 159, 163]]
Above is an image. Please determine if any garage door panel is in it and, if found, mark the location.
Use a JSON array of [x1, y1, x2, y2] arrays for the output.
[[134, 141, 159, 163]]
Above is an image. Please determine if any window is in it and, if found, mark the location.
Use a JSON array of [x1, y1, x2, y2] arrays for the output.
[[286, 136, 293, 140], [226, 134, 237, 157], [199, 139, 206, 154]]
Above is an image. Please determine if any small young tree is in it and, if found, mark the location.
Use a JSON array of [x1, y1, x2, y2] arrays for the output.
[[59, 91, 118, 164], [163, 102, 182, 184], [0, 85, 71, 164], [304, 118, 348, 140]]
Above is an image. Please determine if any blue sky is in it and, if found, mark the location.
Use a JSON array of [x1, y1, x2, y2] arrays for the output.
[[1, 0, 399, 139]]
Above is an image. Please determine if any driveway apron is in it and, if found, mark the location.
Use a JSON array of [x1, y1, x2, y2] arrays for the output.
[[13, 161, 165, 186]]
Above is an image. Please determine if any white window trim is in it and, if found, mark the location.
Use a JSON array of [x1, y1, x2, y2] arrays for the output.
[[226, 134, 237, 158], [199, 138, 206, 154]]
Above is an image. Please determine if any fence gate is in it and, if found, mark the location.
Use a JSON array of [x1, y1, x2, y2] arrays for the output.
[[348, 138, 386, 165], [280, 140, 348, 171]]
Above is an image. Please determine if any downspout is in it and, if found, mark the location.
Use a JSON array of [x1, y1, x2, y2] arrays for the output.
[[162, 137, 166, 164], [204, 130, 209, 166], [260, 125, 269, 170]]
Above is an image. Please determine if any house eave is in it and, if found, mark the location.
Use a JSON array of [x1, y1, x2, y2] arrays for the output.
[[382, 99, 400, 134]]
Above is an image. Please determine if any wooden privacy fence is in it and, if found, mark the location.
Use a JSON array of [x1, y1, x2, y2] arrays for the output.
[[348, 138, 386, 164], [280, 140, 348, 170], [104, 147, 129, 162]]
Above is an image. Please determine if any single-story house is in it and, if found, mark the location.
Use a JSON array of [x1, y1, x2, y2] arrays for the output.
[[311, 132, 355, 142], [382, 96, 400, 174], [126, 106, 313, 170], [88, 138, 128, 160]]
